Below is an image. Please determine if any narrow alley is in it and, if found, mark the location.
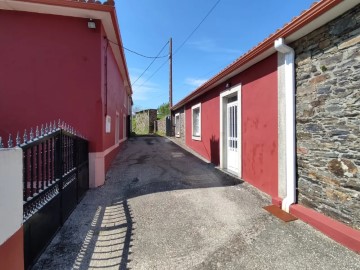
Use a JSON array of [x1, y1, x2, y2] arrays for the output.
[[34, 137, 360, 270]]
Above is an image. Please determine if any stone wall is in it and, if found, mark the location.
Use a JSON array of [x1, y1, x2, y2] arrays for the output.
[[173, 107, 185, 144], [134, 109, 157, 134], [148, 110, 157, 133], [156, 117, 167, 136], [293, 4, 360, 229]]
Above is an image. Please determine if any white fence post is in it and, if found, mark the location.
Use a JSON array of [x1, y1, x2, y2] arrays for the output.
[[0, 147, 24, 269]]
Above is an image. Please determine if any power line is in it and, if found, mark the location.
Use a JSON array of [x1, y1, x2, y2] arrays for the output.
[[131, 40, 169, 86], [107, 39, 168, 59], [138, 59, 168, 88], [123, 46, 168, 59], [173, 0, 221, 56], [137, 0, 221, 86]]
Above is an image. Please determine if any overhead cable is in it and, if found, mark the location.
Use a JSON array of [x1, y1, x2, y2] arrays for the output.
[[131, 40, 170, 86], [138, 0, 221, 84], [173, 0, 221, 56], [107, 39, 168, 59]]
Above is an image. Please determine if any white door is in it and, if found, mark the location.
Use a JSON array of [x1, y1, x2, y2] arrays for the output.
[[227, 101, 238, 173]]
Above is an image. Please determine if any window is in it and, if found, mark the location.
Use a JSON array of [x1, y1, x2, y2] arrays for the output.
[[175, 113, 180, 137], [192, 103, 201, 140], [115, 112, 120, 144]]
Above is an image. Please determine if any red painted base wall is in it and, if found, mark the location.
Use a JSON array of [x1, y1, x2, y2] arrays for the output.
[[0, 227, 24, 270], [185, 54, 278, 197]]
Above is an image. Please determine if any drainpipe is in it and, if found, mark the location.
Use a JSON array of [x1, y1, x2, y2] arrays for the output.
[[274, 38, 296, 213]]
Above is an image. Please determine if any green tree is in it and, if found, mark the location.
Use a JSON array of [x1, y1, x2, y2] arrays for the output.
[[157, 102, 170, 119]]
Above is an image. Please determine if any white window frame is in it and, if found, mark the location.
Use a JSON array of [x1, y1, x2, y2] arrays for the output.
[[191, 103, 201, 141], [175, 113, 180, 138], [115, 111, 120, 144]]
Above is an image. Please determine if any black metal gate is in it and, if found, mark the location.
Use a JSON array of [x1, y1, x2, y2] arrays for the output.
[[21, 127, 89, 269]]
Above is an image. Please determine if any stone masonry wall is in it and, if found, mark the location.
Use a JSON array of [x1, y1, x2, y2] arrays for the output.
[[134, 111, 149, 134], [156, 117, 167, 136], [293, 4, 360, 229], [134, 109, 157, 134], [173, 107, 185, 145], [148, 110, 157, 133]]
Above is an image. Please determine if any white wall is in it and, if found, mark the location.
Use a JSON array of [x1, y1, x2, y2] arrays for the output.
[[0, 148, 23, 245]]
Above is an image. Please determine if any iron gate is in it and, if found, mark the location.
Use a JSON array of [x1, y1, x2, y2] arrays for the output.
[[21, 127, 89, 269]]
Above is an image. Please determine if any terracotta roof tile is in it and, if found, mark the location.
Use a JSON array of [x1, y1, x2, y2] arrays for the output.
[[68, 0, 114, 6]]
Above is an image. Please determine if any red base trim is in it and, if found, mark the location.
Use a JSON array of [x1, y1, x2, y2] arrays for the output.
[[290, 204, 360, 253], [272, 197, 282, 208], [0, 226, 24, 270]]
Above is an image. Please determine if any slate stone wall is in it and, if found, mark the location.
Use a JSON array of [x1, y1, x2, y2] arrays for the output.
[[293, 4, 360, 229], [156, 117, 167, 136], [173, 108, 185, 144], [134, 109, 157, 134]]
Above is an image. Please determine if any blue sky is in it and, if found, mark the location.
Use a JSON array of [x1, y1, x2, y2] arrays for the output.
[[116, 0, 316, 110]]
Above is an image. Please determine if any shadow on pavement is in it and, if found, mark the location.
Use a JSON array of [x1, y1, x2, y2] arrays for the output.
[[71, 200, 134, 270]]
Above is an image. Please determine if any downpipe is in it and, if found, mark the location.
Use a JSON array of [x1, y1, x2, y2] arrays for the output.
[[274, 38, 296, 213]]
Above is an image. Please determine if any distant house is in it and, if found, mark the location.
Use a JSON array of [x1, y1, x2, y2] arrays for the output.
[[172, 0, 360, 252], [0, 0, 132, 188]]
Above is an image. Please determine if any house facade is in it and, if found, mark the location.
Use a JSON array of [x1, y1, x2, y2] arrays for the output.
[[172, 0, 360, 252], [0, 0, 132, 188]]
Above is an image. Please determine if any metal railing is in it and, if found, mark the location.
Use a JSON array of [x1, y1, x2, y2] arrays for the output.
[[0, 121, 89, 269]]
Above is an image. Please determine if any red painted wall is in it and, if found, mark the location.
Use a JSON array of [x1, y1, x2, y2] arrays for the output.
[[0, 10, 129, 170], [0, 10, 103, 152], [101, 30, 128, 152], [0, 227, 24, 270], [238, 54, 278, 197], [185, 54, 278, 197], [185, 87, 221, 164]]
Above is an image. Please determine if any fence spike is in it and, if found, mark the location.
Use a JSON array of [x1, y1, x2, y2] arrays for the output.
[[62, 121, 65, 130], [36, 126, 40, 138], [16, 132, 21, 146], [30, 127, 34, 141], [58, 119, 61, 129], [23, 129, 28, 144], [41, 125, 44, 137], [53, 120, 56, 131], [49, 122, 53, 133], [45, 123, 49, 134], [8, 134, 13, 148], [0, 137, 3, 148]]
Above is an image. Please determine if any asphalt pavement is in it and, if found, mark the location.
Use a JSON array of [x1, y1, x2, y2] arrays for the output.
[[34, 136, 360, 270]]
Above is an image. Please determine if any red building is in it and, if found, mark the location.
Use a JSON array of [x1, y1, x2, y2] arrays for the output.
[[172, 0, 360, 252], [0, 0, 132, 188]]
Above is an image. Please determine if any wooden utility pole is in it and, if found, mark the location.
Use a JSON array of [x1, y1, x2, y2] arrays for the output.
[[169, 37, 173, 108], [169, 37, 173, 136]]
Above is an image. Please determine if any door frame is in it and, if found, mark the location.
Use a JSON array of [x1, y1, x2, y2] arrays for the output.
[[220, 83, 242, 177]]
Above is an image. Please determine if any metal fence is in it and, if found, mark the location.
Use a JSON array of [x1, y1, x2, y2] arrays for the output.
[[1, 121, 89, 269]]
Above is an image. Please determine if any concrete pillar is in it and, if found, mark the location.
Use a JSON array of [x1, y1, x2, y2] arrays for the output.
[[0, 148, 24, 270]]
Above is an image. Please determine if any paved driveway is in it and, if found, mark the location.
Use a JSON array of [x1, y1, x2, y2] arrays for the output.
[[34, 136, 360, 270]]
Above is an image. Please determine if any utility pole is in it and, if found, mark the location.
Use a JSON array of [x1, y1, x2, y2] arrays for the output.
[[169, 37, 173, 136], [169, 37, 173, 108]]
